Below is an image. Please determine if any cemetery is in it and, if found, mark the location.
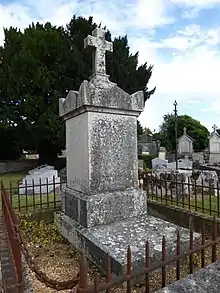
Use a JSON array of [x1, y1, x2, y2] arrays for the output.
[[2, 23, 220, 293]]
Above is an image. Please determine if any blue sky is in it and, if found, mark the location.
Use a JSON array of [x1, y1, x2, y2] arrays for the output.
[[1, 0, 220, 132]]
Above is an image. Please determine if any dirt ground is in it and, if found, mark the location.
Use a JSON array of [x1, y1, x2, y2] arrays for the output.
[[23, 241, 98, 293]]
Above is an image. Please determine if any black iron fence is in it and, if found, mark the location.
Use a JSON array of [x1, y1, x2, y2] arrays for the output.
[[77, 217, 219, 293], [1, 176, 65, 213], [139, 171, 220, 217]]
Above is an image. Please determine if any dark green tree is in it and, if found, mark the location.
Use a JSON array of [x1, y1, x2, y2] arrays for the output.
[[0, 23, 68, 163], [156, 114, 209, 151], [0, 125, 22, 160], [0, 16, 155, 163], [137, 121, 143, 140]]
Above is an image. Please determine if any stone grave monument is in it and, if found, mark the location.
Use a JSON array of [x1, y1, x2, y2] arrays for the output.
[[192, 153, 204, 164], [152, 157, 168, 170], [56, 27, 201, 277], [178, 127, 194, 155], [167, 158, 193, 170], [209, 124, 220, 164], [158, 146, 166, 159]]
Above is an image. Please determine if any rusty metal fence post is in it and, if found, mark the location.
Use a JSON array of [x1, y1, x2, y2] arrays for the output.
[[1, 181, 24, 292]]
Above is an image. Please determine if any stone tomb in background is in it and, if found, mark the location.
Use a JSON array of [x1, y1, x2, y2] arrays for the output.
[[55, 27, 201, 278], [209, 124, 220, 164], [19, 165, 60, 195], [152, 157, 168, 170]]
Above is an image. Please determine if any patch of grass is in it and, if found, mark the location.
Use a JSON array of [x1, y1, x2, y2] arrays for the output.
[[148, 194, 220, 217], [0, 171, 27, 189], [11, 192, 61, 213]]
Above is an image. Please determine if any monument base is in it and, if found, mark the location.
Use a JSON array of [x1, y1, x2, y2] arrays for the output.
[[62, 186, 147, 228], [55, 212, 201, 277]]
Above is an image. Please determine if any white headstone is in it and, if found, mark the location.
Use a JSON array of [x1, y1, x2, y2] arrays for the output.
[[152, 158, 168, 170], [159, 147, 166, 160], [167, 159, 192, 170], [19, 165, 60, 195], [192, 153, 204, 164]]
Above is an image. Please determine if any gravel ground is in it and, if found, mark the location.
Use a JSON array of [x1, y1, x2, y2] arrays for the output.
[[21, 222, 218, 293], [0, 260, 2, 293], [24, 241, 103, 293]]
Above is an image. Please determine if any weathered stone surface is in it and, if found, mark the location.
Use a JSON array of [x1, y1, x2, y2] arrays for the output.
[[55, 212, 201, 276], [84, 27, 113, 76], [62, 186, 147, 227], [59, 80, 144, 119], [178, 127, 194, 155], [209, 125, 220, 164], [157, 261, 220, 293], [59, 27, 145, 196], [152, 158, 168, 170], [65, 112, 140, 194]]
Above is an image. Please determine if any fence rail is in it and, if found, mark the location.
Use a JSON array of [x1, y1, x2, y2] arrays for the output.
[[139, 171, 220, 217], [1, 179, 220, 292], [1, 181, 23, 292], [77, 217, 220, 293], [1, 176, 65, 213]]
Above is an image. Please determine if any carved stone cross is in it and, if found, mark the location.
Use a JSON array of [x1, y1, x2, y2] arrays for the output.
[[212, 124, 218, 133], [183, 127, 187, 135], [84, 27, 113, 76]]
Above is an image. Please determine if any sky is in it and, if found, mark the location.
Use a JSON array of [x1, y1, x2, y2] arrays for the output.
[[1, 0, 220, 133]]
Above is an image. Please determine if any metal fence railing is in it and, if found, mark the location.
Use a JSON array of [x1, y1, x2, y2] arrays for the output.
[[139, 171, 220, 217], [1, 176, 65, 213], [1, 179, 220, 292], [76, 217, 220, 293], [1, 181, 23, 292]]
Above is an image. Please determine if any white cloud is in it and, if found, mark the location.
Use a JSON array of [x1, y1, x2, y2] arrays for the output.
[[137, 23, 220, 130], [1, 0, 220, 132], [181, 8, 200, 18], [170, 0, 220, 8], [134, 0, 175, 28], [0, 3, 32, 42]]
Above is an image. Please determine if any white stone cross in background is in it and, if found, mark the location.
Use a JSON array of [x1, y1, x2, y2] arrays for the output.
[[212, 124, 218, 133], [84, 27, 113, 76], [183, 127, 187, 135]]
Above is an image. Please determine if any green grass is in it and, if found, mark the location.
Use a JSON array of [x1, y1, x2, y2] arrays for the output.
[[148, 194, 220, 217], [0, 172, 61, 213]]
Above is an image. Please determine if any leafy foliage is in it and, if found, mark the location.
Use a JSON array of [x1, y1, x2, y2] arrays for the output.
[[137, 121, 143, 139], [138, 154, 156, 169], [0, 16, 155, 162], [0, 125, 22, 160], [155, 114, 210, 152], [20, 213, 62, 247]]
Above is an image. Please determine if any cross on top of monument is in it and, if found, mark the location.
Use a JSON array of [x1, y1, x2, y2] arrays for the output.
[[212, 124, 218, 133], [183, 127, 187, 135], [84, 27, 113, 76]]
